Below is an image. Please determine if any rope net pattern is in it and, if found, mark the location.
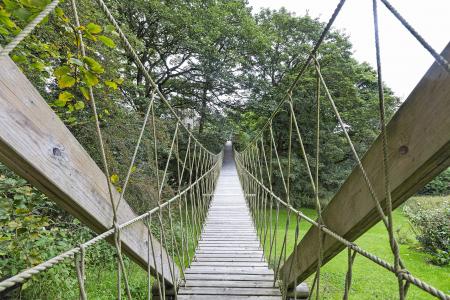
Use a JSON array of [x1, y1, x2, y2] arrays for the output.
[[235, 1, 449, 299], [0, 0, 222, 298], [0, 0, 449, 299]]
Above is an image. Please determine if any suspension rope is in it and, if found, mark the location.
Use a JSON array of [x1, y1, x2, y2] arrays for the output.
[[372, 1, 408, 299], [379, 0, 450, 72], [0, 155, 222, 292], [75, 245, 87, 300], [236, 158, 450, 300], [0, 0, 60, 57]]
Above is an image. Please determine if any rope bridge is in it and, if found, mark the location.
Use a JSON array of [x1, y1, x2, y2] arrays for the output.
[[0, 0, 449, 299]]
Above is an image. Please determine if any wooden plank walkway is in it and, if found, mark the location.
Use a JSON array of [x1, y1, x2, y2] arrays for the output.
[[178, 142, 281, 299]]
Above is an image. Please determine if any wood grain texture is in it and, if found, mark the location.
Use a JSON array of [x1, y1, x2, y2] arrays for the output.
[[281, 43, 450, 286], [178, 143, 281, 298], [0, 56, 178, 286]]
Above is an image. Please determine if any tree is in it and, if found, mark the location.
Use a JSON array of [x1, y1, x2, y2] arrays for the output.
[[233, 9, 399, 206]]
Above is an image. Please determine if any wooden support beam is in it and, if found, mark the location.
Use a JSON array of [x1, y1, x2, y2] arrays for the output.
[[0, 56, 179, 286], [281, 42, 450, 286]]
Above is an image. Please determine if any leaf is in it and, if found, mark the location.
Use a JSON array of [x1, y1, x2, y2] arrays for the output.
[[104, 80, 117, 90], [58, 91, 74, 102], [0, 26, 9, 35], [82, 71, 98, 87], [110, 174, 119, 184], [74, 101, 85, 110], [86, 22, 102, 34], [114, 77, 124, 85], [55, 7, 64, 17], [83, 56, 104, 74], [13, 7, 32, 21], [66, 116, 77, 123], [98, 35, 116, 48], [131, 165, 137, 173], [53, 99, 66, 107], [79, 86, 90, 100], [54, 66, 71, 78], [58, 75, 76, 88], [30, 60, 46, 71], [15, 208, 29, 214], [11, 55, 26, 63], [104, 24, 115, 33], [68, 57, 83, 67]]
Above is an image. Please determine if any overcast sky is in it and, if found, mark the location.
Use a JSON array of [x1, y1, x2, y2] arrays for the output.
[[247, 0, 450, 99]]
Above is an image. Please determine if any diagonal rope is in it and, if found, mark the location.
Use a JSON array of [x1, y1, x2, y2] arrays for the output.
[[235, 156, 450, 300], [372, 1, 408, 298], [0, 0, 60, 57], [379, 0, 450, 72]]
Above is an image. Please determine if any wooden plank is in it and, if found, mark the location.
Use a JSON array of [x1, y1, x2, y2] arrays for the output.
[[178, 295, 281, 300], [185, 267, 273, 275], [184, 280, 278, 288], [197, 246, 261, 250], [180, 142, 279, 297], [184, 274, 274, 281], [281, 43, 450, 286], [191, 262, 268, 267], [178, 287, 281, 296], [195, 257, 264, 262], [195, 254, 264, 259], [0, 56, 178, 286]]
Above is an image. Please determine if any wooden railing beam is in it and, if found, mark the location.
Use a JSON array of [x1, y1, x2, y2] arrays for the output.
[[280, 42, 450, 287], [0, 56, 179, 286]]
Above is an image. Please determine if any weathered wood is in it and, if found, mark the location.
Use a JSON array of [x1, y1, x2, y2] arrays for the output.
[[0, 56, 178, 286], [184, 280, 278, 288], [191, 262, 268, 267], [281, 43, 450, 286], [178, 295, 281, 300], [179, 287, 281, 296], [179, 142, 280, 298], [186, 267, 273, 275], [195, 257, 264, 262], [184, 274, 274, 281]]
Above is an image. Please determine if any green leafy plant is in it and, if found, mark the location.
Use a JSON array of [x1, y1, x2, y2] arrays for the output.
[[418, 168, 450, 196], [403, 198, 450, 266]]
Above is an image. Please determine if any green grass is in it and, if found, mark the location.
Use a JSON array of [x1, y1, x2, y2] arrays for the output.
[[22, 196, 448, 299], [259, 196, 450, 299]]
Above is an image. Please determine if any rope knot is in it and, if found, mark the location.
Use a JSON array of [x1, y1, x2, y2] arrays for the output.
[[396, 268, 409, 280]]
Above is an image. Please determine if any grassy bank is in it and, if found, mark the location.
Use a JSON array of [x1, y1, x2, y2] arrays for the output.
[[18, 196, 448, 299], [263, 196, 449, 299]]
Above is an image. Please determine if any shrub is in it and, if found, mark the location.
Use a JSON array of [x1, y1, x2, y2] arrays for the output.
[[418, 168, 450, 196], [403, 198, 449, 266]]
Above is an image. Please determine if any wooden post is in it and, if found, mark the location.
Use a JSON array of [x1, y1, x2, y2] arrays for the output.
[[280, 42, 450, 287], [0, 56, 179, 286]]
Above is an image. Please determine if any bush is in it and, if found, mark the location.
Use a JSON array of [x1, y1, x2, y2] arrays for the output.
[[403, 198, 449, 266], [0, 163, 118, 298], [418, 168, 450, 196]]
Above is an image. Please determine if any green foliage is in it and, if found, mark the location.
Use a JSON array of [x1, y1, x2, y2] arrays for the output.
[[419, 168, 450, 196], [403, 197, 450, 266], [232, 9, 399, 207], [0, 163, 67, 278]]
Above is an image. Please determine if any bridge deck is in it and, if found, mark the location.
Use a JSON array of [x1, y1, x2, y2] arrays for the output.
[[178, 142, 281, 299]]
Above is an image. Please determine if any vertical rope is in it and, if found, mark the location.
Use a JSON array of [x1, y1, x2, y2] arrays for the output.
[[75, 245, 87, 300], [314, 58, 323, 300], [146, 220, 152, 300], [343, 248, 357, 300], [70, 1, 132, 298], [147, 216, 162, 299], [372, 1, 407, 298]]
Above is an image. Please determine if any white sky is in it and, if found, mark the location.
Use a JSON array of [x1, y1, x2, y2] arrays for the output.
[[247, 0, 450, 99]]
